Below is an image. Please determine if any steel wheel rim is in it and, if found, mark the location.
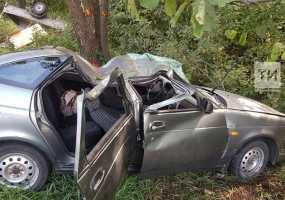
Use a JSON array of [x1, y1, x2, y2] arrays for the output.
[[240, 147, 265, 178], [0, 153, 39, 189], [34, 4, 45, 13]]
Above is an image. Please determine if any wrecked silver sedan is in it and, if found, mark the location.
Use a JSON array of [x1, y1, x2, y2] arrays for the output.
[[0, 48, 285, 200]]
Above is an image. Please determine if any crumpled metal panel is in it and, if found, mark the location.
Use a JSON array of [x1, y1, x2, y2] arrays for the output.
[[99, 53, 189, 83]]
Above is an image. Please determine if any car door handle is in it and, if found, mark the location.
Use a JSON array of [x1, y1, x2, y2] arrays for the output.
[[150, 121, 166, 131], [91, 168, 106, 191]]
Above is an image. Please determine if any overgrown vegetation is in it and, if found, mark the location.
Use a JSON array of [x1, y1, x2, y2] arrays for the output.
[[107, 0, 285, 112], [0, 0, 285, 199]]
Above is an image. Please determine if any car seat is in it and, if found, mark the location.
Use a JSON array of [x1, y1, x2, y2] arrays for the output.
[[61, 120, 104, 152]]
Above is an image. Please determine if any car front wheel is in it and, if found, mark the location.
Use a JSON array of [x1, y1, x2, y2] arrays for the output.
[[230, 141, 269, 180], [0, 143, 49, 190]]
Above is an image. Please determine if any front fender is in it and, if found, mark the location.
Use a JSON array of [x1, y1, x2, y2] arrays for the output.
[[221, 110, 284, 166]]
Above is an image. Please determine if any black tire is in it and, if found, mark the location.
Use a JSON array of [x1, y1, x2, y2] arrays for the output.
[[230, 140, 269, 180], [30, 2, 48, 19], [0, 143, 50, 191]]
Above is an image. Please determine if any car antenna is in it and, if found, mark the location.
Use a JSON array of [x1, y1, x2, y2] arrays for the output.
[[211, 64, 236, 94], [190, 54, 236, 94]]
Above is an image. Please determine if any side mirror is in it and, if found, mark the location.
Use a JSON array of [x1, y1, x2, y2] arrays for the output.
[[201, 98, 214, 114]]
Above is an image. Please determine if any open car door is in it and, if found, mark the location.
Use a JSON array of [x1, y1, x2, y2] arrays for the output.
[[74, 69, 137, 200]]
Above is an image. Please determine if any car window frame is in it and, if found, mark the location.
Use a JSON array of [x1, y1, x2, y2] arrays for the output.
[[144, 77, 201, 113]]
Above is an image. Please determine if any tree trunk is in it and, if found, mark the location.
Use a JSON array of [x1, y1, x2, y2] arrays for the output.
[[65, 0, 110, 64], [99, 0, 110, 59]]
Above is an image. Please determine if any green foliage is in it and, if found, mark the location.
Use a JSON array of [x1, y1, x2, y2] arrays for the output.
[[0, 17, 18, 39], [110, 0, 285, 112], [126, 0, 235, 38], [127, 0, 140, 19], [191, 0, 217, 38], [270, 42, 285, 61], [139, 0, 160, 10], [225, 29, 238, 40], [170, 0, 190, 27], [238, 32, 247, 46], [164, 0, 177, 17]]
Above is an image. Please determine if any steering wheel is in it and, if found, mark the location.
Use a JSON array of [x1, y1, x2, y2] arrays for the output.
[[146, 79, 165, 103], [166, 100, 181, 110]]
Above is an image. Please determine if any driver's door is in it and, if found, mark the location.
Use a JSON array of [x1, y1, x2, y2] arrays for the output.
[[74, 70, 137, 200], [141, 97, 228, 174]]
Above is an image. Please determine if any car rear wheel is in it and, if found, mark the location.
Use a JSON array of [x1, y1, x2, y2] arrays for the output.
[[0, 143, 49, 190], [230, 141, 269, 180]]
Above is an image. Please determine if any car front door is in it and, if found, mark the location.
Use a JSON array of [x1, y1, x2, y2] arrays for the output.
[[141, 96, 228, 175], [74, 69, 138, 200]]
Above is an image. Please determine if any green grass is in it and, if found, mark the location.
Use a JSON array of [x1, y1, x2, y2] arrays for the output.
[[0, 175, 80, 200], [1, 164, 285, 200], [115, 164, 285, 200]]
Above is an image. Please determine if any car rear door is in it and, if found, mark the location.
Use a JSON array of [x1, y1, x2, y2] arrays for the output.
[[74, 69, 137, 200]]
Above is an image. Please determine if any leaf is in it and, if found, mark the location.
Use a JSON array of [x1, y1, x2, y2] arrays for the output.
[[170, 0, 190, 27], [191, 15, 204, 38], [225, 30, 237, 40], [270, 42, 285, 61], [139, 0, 160, 10], [191, 0, 216, 38], [164, 0, 177, 17], [238, 32, 247, 46], [193, 0, 206, 25], [127, 0, 140, 19]]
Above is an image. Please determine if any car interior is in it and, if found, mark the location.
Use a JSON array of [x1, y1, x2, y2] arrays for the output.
[[41, 72, 125, 153], [41, 72, 194, 153], [131, 75, 194, 110]]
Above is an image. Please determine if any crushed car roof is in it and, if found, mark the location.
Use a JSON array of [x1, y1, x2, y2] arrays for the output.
[[99, 53, 189, 83], [56, 47, 189, 84]]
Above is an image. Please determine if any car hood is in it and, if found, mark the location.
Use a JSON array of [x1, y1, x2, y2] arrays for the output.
[[214, 90, 285, 117]]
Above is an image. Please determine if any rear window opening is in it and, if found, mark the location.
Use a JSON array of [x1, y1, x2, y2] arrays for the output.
[[41, 72, 126, 153]]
